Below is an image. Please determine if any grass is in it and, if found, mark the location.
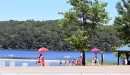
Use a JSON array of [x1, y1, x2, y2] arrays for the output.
[[86, 60, 117, 65]]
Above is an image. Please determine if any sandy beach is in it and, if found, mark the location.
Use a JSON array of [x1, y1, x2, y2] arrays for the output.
[[0, 66, 130, 73]]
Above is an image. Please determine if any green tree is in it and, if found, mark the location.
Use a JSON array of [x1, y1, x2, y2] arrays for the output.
[[58, 0, 110, 66], [0, 20, 73, 50], [114, 0, 130, 43], [90, 25, 124, 51]]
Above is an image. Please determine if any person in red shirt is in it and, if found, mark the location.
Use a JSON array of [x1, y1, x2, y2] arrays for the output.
[[36, 54, 44, 66]]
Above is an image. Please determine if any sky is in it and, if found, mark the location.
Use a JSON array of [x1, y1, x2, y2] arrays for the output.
[[0, 0, 121, 24]]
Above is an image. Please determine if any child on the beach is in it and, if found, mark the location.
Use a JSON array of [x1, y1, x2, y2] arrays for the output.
[[60, 60, 62, 66], [64, 60, 67, 66]]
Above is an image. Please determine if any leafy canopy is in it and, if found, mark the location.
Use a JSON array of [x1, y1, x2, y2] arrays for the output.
[[58, 0, 110, 52], [59, 0, 110, 29], [64, 29, 88, 52], [114, 0, 130, 43]]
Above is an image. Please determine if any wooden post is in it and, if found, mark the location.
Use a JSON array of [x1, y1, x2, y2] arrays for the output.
[[101, 52, 104, 65], [126, 53, 129, 65], [117, 52, 121, 65], [126, 53, 129, 60]]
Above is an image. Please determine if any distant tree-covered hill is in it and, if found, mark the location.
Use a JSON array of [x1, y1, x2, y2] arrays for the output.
[[0, 20, 124, 51]]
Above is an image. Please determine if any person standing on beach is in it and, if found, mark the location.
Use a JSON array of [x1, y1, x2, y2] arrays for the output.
[[60, 60, 62, 66], [36, 54, 45, 66], [72, 59, 75, 66], [92, 54, 99, 65], [64, 60, 67, 66], [79, 56, 82, 66], [69, 60, 71, 66], [124, 57, 128, 65]]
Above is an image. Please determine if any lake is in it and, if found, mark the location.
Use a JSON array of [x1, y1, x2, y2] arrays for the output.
[[0, 49, 117, 66]]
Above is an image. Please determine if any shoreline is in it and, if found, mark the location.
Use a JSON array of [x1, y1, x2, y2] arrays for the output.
[[0, 59, 117, 66], [0, 59, 62, 62]]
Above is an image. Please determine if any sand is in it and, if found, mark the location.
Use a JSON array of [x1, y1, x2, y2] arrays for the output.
[[0, 66, 130, 73]]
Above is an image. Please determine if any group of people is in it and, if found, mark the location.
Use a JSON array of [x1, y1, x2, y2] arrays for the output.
[[35, 53, 129, 66], [35, 54, 100, 66], [60, 56, 83, 66], [60, 55, 99, 66]]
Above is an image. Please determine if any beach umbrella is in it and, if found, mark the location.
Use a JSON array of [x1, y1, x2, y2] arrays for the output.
[[37, 47, 48, 52], [91, 48, 104, 65], [64, 55, 70, 59], [91, 48, 100, 52], [36, 47, 48, 66], [91, 48, 100, 56], [36, 47, 48, 59], [7, 54, 15, 57]]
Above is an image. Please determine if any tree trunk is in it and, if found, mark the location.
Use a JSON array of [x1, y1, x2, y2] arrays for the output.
[[82, 52, 86, 66], [101, 53, 104, 65]]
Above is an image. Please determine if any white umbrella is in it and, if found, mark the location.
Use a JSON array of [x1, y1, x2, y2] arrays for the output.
[[64, 56, 70, 59]]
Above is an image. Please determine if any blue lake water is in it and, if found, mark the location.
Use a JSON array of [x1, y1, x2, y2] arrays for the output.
[[0, 49, 118, 66]]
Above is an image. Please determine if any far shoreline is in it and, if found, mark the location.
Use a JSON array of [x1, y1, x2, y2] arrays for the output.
[[0, 49, 114, 53]]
